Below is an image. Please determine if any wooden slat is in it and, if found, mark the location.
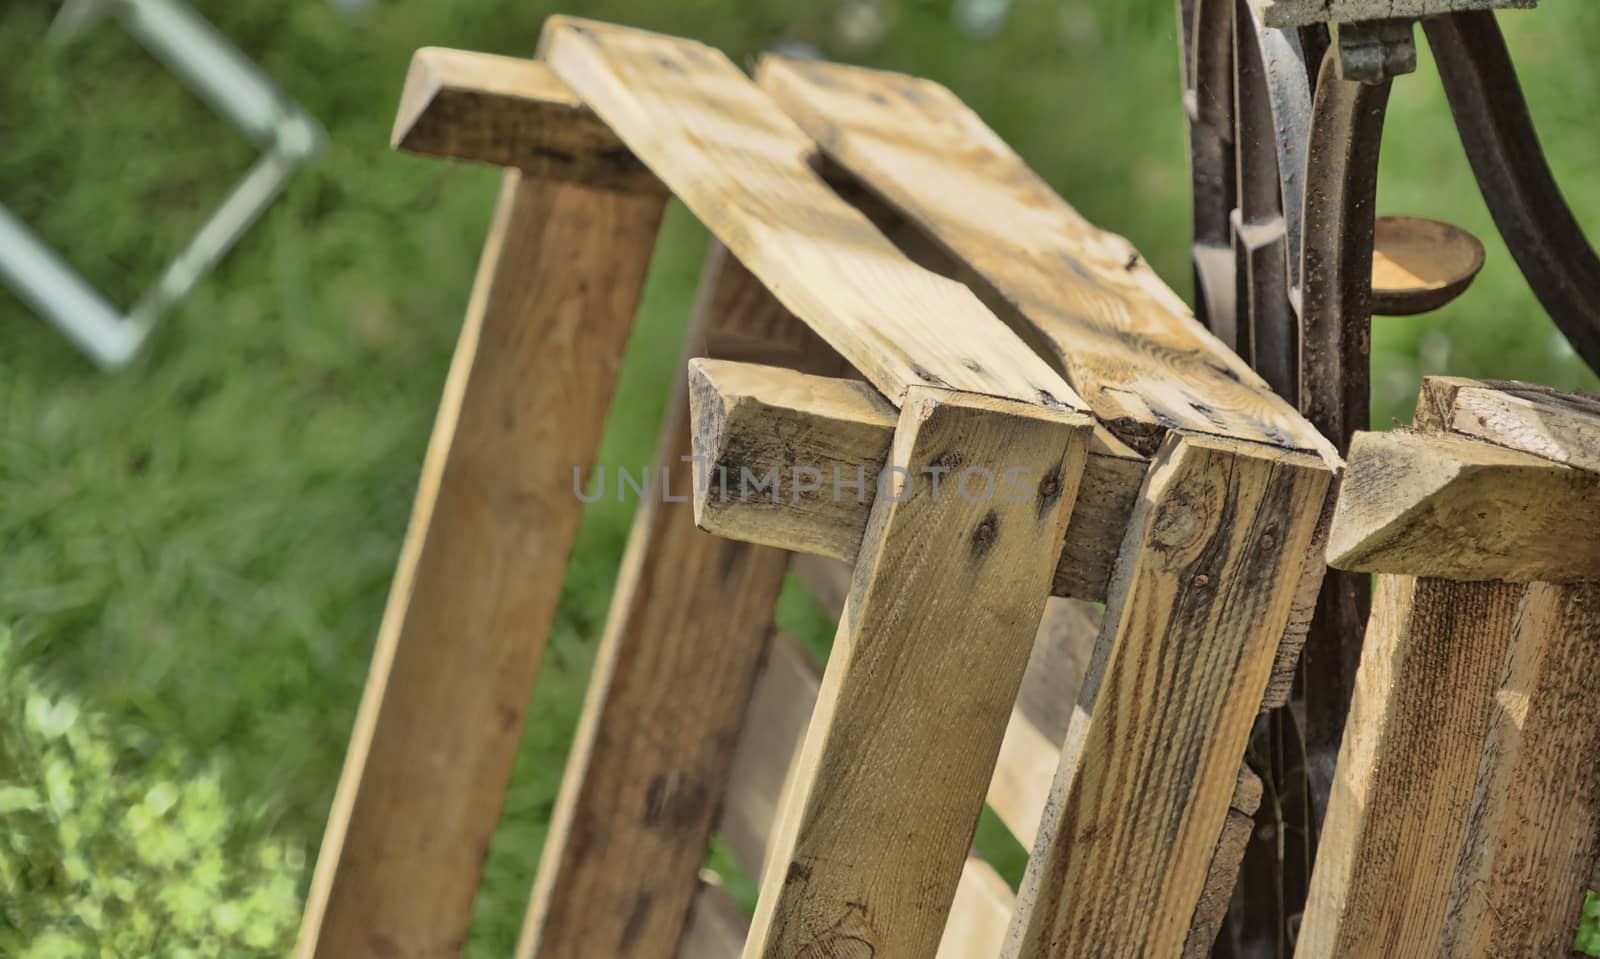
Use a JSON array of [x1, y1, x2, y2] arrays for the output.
[[779, 557, 1266, 958], [691, 626, 1019, 959], [517, 247, 794, 959], [540, 17, 1084, 413], [1418, 375, 1600, 475], [1327, 428, 1600, 581], [1247, 0, 1533, 28], [1296, 576, 1526, 957], [743, 387, 1093, 958], [687, 358, 1146, 603], [1006, 432, 1331, 958], [297, 172, 665, 959], [1439, 581, 1600, 956], [393, 47, 659, 192], [756, 55, 1335, 463]]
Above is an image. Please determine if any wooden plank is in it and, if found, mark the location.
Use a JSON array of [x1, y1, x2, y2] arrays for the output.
[[1006, 432, 1331, 958], [1182, 767, 1264, 959], [695, 625, 1018, 959], [1439, 581, 1600, 957], [1418, 375, 1600, 475], [393, 47, 659, 192], [777, 558, 1266, 957], [517, 247, 793, 959], [540, 17, 1084, 412], [693, 242, 841, 375], [756, 55, 1335, 463], [687, 358, 1146, 603], [743, 386, 1093, 958], [296, 171, 665, 959], [1247, 0, 1533, 28], [1295, 576, 1527, 957], [1326, 428, 1600, 581]]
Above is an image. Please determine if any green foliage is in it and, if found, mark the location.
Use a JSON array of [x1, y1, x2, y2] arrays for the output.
[[0, 629, 302, 956], [1577, 892, 1600, 957]]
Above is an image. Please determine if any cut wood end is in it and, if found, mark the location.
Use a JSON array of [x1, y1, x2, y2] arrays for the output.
[[686, 359, 733, 527]]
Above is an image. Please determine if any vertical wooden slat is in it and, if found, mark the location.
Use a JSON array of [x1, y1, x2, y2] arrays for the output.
[[742, 387, 1092, 959], [516, 251, 794, 959], [1006, 432, 1331, 958], [297, 170, 666, 959], [1439, 581, 1600, 956], [1295, 576, 1525, 956]]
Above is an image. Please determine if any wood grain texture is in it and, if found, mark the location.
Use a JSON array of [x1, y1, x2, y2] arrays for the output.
[[1006, 432, 1332, 958], [517, 242, 794, 959], [297, 172, 665, 959], [756, 54, 1335, 464], [1417, 375, 1600, 475], [1247, 0, 1533, 28], [743, 386, 1092, 959], [775, 557, 1265, 957], [1295, 576, 1526, 958], [540, 17, 1083, 412], [687, 358, 1146, 603], [694, 242, 844, 376], [1182, 767, 1265, 959], [696, 626, 1021, 959], [1327, 428, 1600, 581], [392, 47, 659, 192], [1439, 582, 1600, 957]]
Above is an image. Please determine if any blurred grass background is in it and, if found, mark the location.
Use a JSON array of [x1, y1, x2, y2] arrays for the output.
[[0, 0, 1597, 953]]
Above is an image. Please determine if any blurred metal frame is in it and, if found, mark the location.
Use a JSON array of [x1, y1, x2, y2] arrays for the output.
[[0, 0, 324, 369]]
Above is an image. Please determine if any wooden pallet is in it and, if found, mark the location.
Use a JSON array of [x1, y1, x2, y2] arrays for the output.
[[1300, 377, 1600, 957], [296, 21, 1340, 959]]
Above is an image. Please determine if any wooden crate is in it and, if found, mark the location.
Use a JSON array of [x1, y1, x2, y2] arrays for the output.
[[295, 20, 1343, 959]]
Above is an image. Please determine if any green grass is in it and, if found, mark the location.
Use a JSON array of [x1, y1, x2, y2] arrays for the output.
[[2, 0, 1599, 954]]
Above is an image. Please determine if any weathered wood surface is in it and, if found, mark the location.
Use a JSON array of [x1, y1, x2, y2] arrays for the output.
[[743, 387, 1092, 959], [694, 625, 1019, 959], [1327, 428, 1600, 581], [393, 47, 659, 192], [1439, 581, 1600, 957], [1247, 0, 1534, 28], [688, 358, 1146, 603], [1007, 432, 1331, 958], [719, 565, 1263, 959], [297, 173, 665, 959], [517, 252, 793, 959], [541, 17, 1083, 412], [1183, 767, 1265, 959], [1296, 575, 1526, 957], [757, 55, 1335, 464], [1419, 375, 1600, 475]]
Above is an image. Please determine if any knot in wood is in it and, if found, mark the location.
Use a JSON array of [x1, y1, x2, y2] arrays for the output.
[[1150, 493, 1206, 553]]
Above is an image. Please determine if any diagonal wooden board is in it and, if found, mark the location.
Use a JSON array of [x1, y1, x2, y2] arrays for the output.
[[756, 55, 1336, 464], [538, 16, 1085, 414]]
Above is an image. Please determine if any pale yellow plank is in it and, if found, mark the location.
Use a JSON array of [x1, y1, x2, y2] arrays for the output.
[[540, 17, 1084, 412], [757, 55, 1335, 464], [744, 387, 1092, 958]]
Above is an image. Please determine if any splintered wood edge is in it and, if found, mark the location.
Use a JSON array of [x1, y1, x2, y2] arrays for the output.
[[1418, 375, 1600, 475], [391, 47, 662, 192]]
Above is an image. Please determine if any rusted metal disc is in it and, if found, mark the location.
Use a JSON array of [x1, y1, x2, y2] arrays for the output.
[[1371, 215, 1486, 316]]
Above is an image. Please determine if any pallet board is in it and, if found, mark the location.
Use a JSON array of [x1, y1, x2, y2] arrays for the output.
[[539, 17, 1084, 413], [1248, 0, 1534, 28], [757, 55, 1333, 463], [297, 172, 665, 959]]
